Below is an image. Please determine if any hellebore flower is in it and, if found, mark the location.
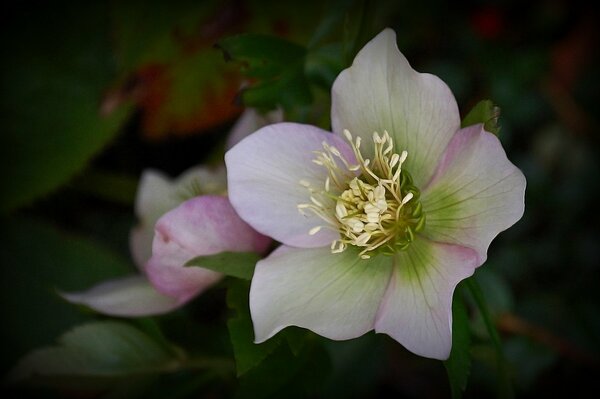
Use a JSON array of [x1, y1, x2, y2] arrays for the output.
[[225, 29, 526, 360], [63, 109, 276, 316]]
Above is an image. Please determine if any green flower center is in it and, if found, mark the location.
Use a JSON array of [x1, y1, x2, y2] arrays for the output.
[[297, 130, 425, 259]]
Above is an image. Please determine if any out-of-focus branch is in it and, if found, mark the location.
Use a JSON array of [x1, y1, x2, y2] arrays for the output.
[[497, 312, 599, 366]]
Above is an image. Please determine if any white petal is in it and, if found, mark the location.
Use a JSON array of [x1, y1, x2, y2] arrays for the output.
[[331, 28, 460, 187], [226, 123, 355, 248], [250, 246, 393, 342], [421, 124, 526, 263], [375, 238, 478, 360], [60, 275, 182, 317]]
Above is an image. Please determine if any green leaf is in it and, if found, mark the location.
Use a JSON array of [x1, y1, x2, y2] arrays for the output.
[[185, 252, 261, 280], [237, 339, 331, 399], [283, 327, 309, 357], [0, 2, 131, 213], [8, 321, 178, 384], [307, 0, 358, 49], [467, 278, 514, 399], [226, 279, 282, 376], [444, 284, 472, 399], [461, 100, 501, 135], [0, 217, 131, 374], [217, 34, 312, 110]]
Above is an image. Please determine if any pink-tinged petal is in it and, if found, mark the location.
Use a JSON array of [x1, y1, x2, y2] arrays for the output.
[[226, 123, 356, 248], [60, 275, 183, 317], [226, 108, 284, 150], [421, 124, 526, 263], [146, 195, 270, 301], [130, 166, 227, 269], [331, 28, 460, 187], [250, 245, 393, 343], [374, 238, 478, 360]]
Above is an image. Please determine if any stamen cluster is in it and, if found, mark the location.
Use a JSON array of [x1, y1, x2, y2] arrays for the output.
[[297, 129, 425, 259]]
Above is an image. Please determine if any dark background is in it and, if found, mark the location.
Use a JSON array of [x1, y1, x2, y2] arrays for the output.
[[1, 0, 599, 397]]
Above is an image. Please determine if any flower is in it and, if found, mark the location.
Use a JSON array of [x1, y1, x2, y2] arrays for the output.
[[62, 109, 277, 316], [225, 29, 526, 360]]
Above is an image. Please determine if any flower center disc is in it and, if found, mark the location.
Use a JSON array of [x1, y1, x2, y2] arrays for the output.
[[298, 130, 425, 259]]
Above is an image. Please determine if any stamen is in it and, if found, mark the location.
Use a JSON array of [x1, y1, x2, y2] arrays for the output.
[[298, 128, 423, 259], [389, 153, 400, 168], [401, 192, 414, 205]]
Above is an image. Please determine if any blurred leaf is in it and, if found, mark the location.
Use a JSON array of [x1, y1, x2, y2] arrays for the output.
[[305, 43, 345, 90], [467, 278, 514, 399], [342, 0, 376, 66], [110, 1, 243, 140], [504, 337, 556, 391], [308, 0, 357, 48], [226, 280, 282, 376], [461, 100, 501, 135], [110, 1, 321, 139], [186, 252, 261, 280], [321, 334, 386, 399], [8, 321, 178, 384], [284, 328, 309, 356], [444, 286, 472, 399], [218, 34, 312, 110], [0, 217, 131, 374], [237, 339, 331, 399], [0, 2, 132, 213]]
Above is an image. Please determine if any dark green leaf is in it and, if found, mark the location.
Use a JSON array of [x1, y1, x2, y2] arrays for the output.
[[217, 34, 312, 110], [0, 217, 131, 374], [218, 34, 306, 73], [444, 285, 472, 399], [321, 334, 386, 399], [0, 2, 131, 213], [185, 252, 261, 280], [467, 278, 514, 399], [308, 0, 358, 49], [283, 327, 309, 356], [237, 339, 331, 399], [226, 279, 282, 376], [8, 321, 178, 383], [461, 100, 501, 136]]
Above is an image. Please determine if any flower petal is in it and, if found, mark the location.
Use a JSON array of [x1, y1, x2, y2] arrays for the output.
[[374, 238, 478, 360], [146, 195, 271, 301], [226, 123, 355, 248], [421, 124, 526, 263], [331, 28, 460, 187], [130, 166, 227, 268], [130, 170, 179, 269], [60, 275, 183, 317], [250, 245, 393, 343]]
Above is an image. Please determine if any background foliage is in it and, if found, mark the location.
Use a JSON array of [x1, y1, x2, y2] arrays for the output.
[[1, 0, 599, 398]]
